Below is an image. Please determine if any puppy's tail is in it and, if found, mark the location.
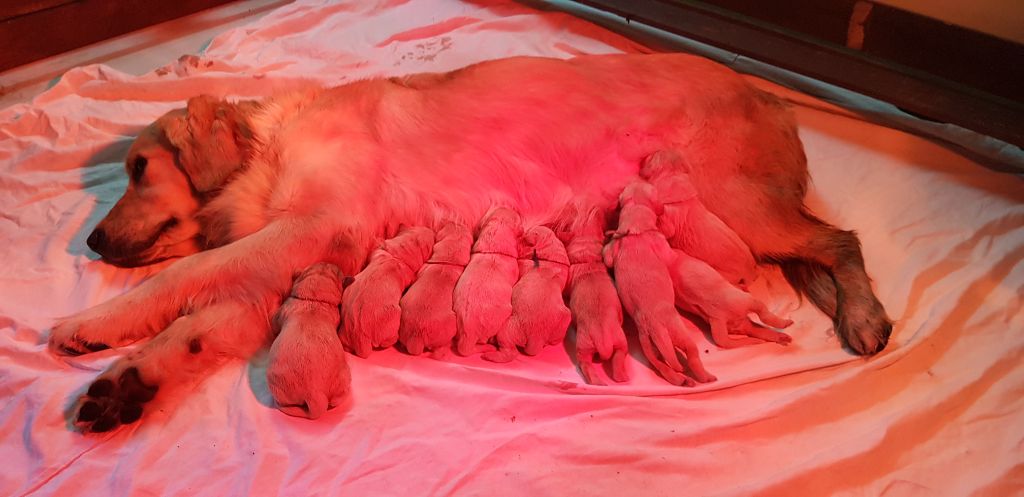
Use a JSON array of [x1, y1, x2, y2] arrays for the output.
[[276, 393, 329, 420], [779, 260, 838, 319], [304, 394, 329, 420]]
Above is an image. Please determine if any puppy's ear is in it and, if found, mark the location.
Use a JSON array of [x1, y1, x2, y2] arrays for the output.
[[165, 95, 250, 194]]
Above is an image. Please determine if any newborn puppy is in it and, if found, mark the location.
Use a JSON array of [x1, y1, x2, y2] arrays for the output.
[[453, 207, 522, 356], [341, 227, 434, 358], [399, 223, 472, 355], [484, 226, 572, 363], [642, 150, 758, 289], [267, 262, 350, 419], [668, 248, 793, 348], [564, 211, 628, 385], [604, 181, 716, 386]]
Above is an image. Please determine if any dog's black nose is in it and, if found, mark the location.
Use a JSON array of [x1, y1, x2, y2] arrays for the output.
[[87, 228, 107, 253]]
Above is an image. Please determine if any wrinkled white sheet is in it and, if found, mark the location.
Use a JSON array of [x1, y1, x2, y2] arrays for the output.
[[1, 1, 1022, 496]]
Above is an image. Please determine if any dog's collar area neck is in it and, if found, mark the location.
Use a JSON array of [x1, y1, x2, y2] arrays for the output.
[[473, 249, 516, 258], [660, 195, 697, 206], [611, 228, 661, 239], [522, 254, 569, 267], [387, 255, 421, 276], [425, 260, 468, 268], [288, 294, 341, 306]]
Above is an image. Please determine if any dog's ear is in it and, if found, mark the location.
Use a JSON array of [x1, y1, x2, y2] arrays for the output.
[[165, 95, 250, 194]]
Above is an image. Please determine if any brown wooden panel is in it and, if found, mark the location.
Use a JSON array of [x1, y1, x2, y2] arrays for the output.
[[689, 0, 856, 46], [0, 0, 75, 22], [568, 0, 1024, 148], [0, 0, 237, 72], [864, 5, 1023, 103]]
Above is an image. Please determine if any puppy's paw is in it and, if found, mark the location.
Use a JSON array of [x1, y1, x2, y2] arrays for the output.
[[49, 317, 113, 356], [837, 302, 893, 356], [74, 367, 158, 433]]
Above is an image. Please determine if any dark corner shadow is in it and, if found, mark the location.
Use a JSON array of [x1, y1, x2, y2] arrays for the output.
[[66, 139, 133, 259]]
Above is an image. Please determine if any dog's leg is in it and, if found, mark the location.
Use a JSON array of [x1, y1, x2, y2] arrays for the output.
[[637, 325, 693, 387], [707, 319, 764, 349], [576, 346, 606, 386], [73, 299, 271, 433], [667, 316, 716, 383], [608, 348, 629, 383], [783, 215, 892, 355], [50, 220, 332, 355], [688, 167, 891, 355], [739, 209, 891, 355]]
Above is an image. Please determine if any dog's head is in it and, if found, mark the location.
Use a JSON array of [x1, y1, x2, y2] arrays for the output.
[[87, 96, 253, 266]]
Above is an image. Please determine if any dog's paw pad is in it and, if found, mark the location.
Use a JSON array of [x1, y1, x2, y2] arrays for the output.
[[75, 367, 158, 434], [119, 404, 144, 424], [87, 379, 114, 397], [77, 401, 102, 422]]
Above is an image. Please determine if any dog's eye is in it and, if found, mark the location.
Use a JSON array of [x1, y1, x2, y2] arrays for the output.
[[131, 156, 148, 182]]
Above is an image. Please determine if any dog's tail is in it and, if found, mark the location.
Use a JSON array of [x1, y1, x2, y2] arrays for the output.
[[779, 259, 838, 319]]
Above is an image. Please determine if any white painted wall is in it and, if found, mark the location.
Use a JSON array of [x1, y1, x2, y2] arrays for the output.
[[875, 0, 1024, 43]]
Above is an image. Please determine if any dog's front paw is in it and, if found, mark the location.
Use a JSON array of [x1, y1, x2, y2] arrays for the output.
[[74, 366, 158, 433], [49, 317, 113, 356]]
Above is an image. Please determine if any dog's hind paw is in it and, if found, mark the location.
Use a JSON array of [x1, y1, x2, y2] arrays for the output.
[[836, 301, 893, 356], [74, 367, 158, 433]]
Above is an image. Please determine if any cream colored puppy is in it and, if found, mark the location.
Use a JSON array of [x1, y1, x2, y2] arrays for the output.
[[642, 150, 758, 289], [341, 227, 435, 358], [667, 249, 793, 348], [564, 212, 628, 385], [604, 181, 716, 386], [453, 207, 522, 356], [485, 225, 572, 362], [267, 263, 349, 419], [399, 223, 473, 356]]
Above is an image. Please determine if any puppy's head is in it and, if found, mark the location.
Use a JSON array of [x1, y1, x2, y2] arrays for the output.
[[519, 226, 568, 264], [87, 96, 252, 266], [618, 180, 661, 214]]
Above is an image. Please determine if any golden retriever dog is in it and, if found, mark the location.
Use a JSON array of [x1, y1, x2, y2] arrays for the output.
[[49, 53, 892, 433]]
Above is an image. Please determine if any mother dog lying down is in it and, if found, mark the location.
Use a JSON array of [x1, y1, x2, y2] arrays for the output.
[[50, 53, 891, 432]]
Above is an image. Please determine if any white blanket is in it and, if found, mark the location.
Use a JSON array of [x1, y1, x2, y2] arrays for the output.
[[1, 1, 1021, 495]]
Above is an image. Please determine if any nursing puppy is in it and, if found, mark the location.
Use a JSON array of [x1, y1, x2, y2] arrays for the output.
[[399, 223, 473, 356], [485, 225, 572, 362], [604, 181, 715, 386], [667, 249, 793, 348], [341, 227, 434, 358], [267, 263, 349, 419], [453, 207, 522, 356], [643, 150, 758, 289], [51, 54, 892, 433], [564, 211, 628, 385]]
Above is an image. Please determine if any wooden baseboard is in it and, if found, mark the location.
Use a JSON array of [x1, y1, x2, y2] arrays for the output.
[[567, 0, 1024, 148]]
